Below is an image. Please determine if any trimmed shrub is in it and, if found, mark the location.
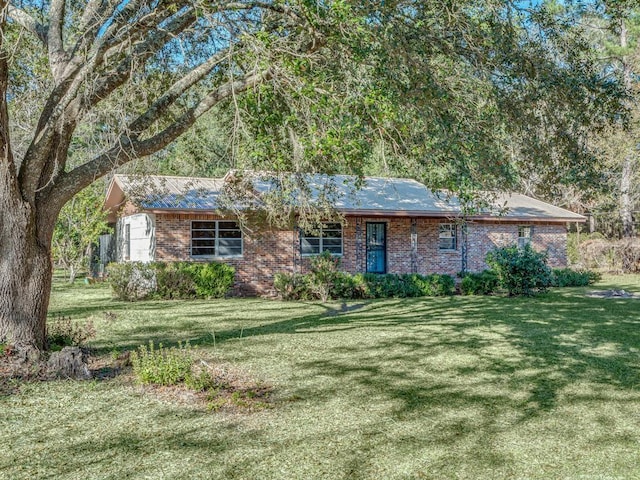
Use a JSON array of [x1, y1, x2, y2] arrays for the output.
[[108, 262, 235, 300], [405, 273, 456, 296], [551, 268, 601, 287], [153, 262, 197, 299], [460, 270, 500, 295], [309, 251, 342, 302], [107, 262, 156, 301], [486, 244, 553, 296], [188, 262, 235, 299], [273, 272, 312, 301], [273, 268, 455, 301]]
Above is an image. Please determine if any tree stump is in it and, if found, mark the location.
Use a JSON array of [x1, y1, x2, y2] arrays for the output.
[[47, 347, 92, 380]]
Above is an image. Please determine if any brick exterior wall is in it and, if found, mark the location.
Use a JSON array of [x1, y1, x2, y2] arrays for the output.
[[153, 212, 568, 295], [465, 222, 568, 271], [155, 213, 298, 295]]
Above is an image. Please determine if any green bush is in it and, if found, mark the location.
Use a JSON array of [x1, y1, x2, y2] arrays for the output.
[[130, 341, 194, 386], [486, 244, 553, 296], [404, 273, 456, 296], [153, 262, 197, 299], [273, 272, 312, 300], [460, 270, 500, 295], [108, 261, 235, 300], [189, 262, 235, 299], [107, 262, 156, 301], [273, 267, 455, 301], [551, 268, 601, 287], [309, 251, 342, 302]]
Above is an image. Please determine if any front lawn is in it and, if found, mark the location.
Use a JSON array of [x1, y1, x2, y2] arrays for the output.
[[1, 275, 640, 479]]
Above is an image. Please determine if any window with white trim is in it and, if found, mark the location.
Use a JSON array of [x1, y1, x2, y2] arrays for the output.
[[300, 223, 343, 256], [518, 225, 532, 248], [191, 221, 242, 257], [439, 224, 457, 250]]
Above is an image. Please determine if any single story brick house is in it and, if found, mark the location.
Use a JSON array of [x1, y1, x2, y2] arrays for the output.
[[104, 171, 585, 294]]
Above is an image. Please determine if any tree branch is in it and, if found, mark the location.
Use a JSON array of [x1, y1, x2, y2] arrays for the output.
[[1, 1, 17, 179], [128, 46, 235, 134], [85, 7, 197, 109], [6, 4, 48, 46], [52, 68, 272, 206], [20, 7, 196, 202], [48, 0, 68, 81]]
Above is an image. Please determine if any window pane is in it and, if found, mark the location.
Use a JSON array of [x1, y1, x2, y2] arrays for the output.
[[322, 239, 342, 247], [192, 238, 216, 246], [191, 220, 242, 257], [301, 238, 320, 255], [192, 247, 216, 256], [218, 229, 242, 239], [301, 223, 342, 255], [323, 222, 342, 230], [218, 238, 242, 248], [518, 226, 531, 238], [192, 221, 216, 230], [218, 221, 239, 230], [439, 238, 456, 250], [192, 230, 215, 239], [218, 246, 242, 256]]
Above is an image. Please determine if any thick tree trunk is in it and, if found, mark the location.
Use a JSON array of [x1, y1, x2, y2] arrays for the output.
[[0, 173, 53, 352]]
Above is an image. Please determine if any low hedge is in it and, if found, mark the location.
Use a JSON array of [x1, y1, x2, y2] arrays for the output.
[[108, 262, 235, 301], [551, 268, 601, 287], [274, 271, 455, 301], [459, 270, 500, 295]]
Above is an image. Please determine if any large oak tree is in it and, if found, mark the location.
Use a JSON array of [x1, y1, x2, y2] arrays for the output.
[[0, 0, 620, 352]]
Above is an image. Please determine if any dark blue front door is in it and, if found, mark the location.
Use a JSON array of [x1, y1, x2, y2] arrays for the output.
[[366, 222, 386, 274]]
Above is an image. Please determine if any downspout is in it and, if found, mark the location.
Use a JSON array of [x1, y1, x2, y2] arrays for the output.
[[411, 218, 418, 274], [355, 217, 363, 273], [461, 219, 468, 274]]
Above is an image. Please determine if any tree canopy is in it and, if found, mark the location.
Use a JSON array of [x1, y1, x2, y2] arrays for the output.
[[0, 0, 625, 351]]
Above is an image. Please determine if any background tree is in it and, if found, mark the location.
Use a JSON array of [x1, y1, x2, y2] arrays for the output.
[[52, 184, 110, 283], [587, 2, 640, 237], [0, 0, 621, 352]]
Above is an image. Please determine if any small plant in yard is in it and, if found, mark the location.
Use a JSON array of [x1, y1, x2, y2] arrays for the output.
[[273, 272, 313, 300], [47, 315, 96, 350], [130, 341, 194, 386], [129, 341, 273, 411]]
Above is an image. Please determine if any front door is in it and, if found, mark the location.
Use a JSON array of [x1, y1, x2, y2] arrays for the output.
[[366, 222, 387, 273]]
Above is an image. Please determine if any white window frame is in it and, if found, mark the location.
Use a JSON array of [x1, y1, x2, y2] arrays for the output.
[[300, 223, 343, 256], [190, 220, 243, 258], [518, 225, 532, 248], [439, 223, 457, 250]]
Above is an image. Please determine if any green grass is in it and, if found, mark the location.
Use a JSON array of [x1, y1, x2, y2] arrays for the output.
[[2, 274, 640, 479]]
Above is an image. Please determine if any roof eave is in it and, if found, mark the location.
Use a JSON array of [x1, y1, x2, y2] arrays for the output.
[[469, 215, 586, 223]]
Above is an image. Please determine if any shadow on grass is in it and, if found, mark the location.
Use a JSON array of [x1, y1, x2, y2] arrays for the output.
[[97, 290, 640, 415], [50, 281, 640, 458]]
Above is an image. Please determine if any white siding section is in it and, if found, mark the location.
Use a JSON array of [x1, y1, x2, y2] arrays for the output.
[[118, 213, 155, 262]]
